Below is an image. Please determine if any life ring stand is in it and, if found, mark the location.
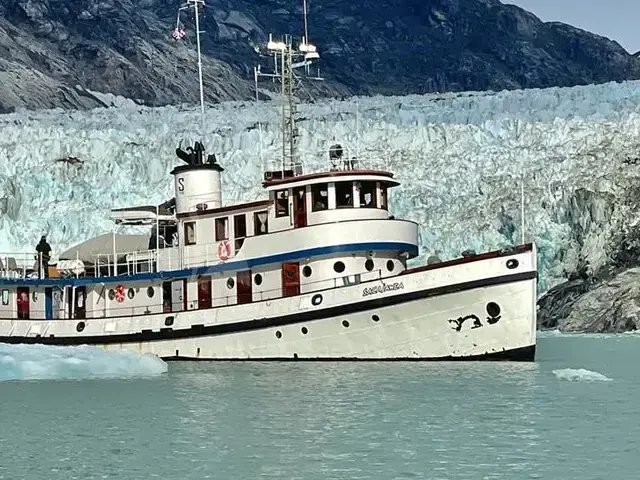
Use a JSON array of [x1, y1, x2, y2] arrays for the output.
[[217, 240, 232, 261], [114, 285, 126, 303]]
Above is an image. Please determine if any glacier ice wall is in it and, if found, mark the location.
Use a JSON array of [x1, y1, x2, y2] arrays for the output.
[[2, 80, 640, 292]]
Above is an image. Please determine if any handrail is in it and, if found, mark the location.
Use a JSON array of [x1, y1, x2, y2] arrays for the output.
[[1, 267, 391, 321], [261, 146, 392, 175]]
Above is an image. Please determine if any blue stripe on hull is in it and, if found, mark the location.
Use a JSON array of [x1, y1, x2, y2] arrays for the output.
[[0, 242, 418, 287]]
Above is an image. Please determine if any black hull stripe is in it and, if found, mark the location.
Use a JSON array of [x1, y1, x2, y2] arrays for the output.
[[164, 345, 536, 362], [0, 271, 537, 346]]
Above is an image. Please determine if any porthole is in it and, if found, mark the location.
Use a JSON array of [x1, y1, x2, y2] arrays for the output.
[[76, 321, 85, 332], [311, 294, 323, 306], [227, 278, 235, 289], [342, 320, 349, 328], [127, 288, 135, 299], [275, 330, 282, 339], [254, 274, 263, 286], [303, 265, 312, 277], [386, 260, 395, 272], [334, 261, 346, 273], [365, 258, 374, 272], [147, 287, 155, 298], [108, 289, 115, 300], [301, 327, 308, 334], [486, 302, 501, 317], [372, 314, 380, 322], [506, 259, 519, 270], [165, 316, 174, 326]]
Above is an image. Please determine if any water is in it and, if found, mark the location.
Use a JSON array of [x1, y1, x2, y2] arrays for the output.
[[0, 333, 638, 480]]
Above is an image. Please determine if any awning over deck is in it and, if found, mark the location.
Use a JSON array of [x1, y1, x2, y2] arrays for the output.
[[58, 234, 149, 264]]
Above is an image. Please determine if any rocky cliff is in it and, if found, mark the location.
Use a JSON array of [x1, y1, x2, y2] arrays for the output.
[[1, 0, 640, 111]]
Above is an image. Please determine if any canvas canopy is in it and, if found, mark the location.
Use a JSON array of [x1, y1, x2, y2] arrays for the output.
[[58, 233, 149, 264]]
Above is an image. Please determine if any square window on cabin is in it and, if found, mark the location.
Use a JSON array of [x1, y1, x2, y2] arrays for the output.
[[335, 182, 353, 208], [184, 222, 196, 245], [311, 184, 328, 211], [359, 181, 377, 208], [215, 217, 229, 241], [380, 183, 388, 210], [275, 190, 289, 217], [254, 211, 268, 235]]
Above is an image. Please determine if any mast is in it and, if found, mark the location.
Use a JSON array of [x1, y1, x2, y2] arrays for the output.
[[253, 1, 322, 177], [178, 0, 206, 136]]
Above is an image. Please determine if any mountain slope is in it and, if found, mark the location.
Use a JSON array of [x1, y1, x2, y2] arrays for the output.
[[0, 0, 639, 111]]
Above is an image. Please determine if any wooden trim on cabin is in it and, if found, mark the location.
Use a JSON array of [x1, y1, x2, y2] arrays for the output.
[[401, 243, 534, 275], [176, 200, 273, 219], [263, 169, 395, 188]]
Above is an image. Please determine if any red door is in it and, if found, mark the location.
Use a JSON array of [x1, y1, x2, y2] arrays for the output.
[[282, 263, 300, 297], [293, 188, 307, 228], [16, 287, 29, 319], [197, 276, 212, 309], [237, 270, 252, 304]]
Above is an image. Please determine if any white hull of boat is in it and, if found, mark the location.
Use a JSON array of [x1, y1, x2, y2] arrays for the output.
[[0, 246, 537, 361]]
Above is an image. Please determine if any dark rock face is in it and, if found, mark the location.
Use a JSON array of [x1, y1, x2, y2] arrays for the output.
[[0, 0, 639, 111]]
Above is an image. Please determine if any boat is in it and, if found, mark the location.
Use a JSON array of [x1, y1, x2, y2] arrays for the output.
[[0, 0, 538, 361]]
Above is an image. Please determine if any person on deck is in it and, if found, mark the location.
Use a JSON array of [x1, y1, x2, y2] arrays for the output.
[[35, 235, 51, 278]]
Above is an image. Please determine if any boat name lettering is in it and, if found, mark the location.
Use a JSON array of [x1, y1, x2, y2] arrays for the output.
[[362, 281, 404, 297]]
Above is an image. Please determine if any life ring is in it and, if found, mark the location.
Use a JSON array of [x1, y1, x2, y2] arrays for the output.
[[114, 285, 125, 303], [217, 240, 231, 261]]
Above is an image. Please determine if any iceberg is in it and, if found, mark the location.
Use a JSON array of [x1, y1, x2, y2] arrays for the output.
[[2, 80, 640, 293], [0, 343, 168, 381]]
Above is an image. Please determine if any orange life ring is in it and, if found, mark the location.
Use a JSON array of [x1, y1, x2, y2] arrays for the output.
[[115, 285, 125, 303], [217, 241, 231, 261]]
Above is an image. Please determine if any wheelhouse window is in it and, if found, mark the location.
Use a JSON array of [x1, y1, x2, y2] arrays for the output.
[[380, 183, 388, 210], [254, 210, 268, 235], [311, 183, 328, 211], [184, 222, 196, 245], [275, 190, 289, 217], [358, 181, 377, 208], [335, 182, 353, 208], [215, 217, 228, 241]]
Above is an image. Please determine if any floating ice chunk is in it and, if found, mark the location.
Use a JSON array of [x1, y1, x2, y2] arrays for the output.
[[552, 368, 612, 382], [0, 343, 167, 381]]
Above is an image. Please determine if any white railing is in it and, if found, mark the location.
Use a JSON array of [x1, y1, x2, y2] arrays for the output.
[[0, 252, 43, 279], [262, 146, 392, 178]]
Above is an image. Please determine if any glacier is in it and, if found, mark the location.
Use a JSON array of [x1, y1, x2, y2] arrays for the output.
[[2, 80, 640, 293]]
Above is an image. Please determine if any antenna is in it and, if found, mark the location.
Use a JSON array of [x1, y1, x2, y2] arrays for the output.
[[253, 0, 323, 177], [520, 175, 525, 244], [176, 0, 206, 136]]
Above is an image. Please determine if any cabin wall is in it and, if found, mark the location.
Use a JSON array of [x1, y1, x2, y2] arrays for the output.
[[213, 274, 236, 307], [250, 266, 281, 302], [299, 252, 404, 294], [30, 288, 45, 319], [90, 282, 163, 318], [0, 287, 13, 318]]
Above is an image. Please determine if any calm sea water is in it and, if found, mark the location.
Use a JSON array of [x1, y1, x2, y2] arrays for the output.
[[0, 333, 638, 480]]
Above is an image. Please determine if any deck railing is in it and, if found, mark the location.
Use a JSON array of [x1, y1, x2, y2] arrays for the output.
[[262, 146, 393, 177]]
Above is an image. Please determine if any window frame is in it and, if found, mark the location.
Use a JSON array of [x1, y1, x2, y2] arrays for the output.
[[311, 183, 329, 212], [275, 189, 290, 218], [184, 221, 196, 246], [335, 182, 354, 209]]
